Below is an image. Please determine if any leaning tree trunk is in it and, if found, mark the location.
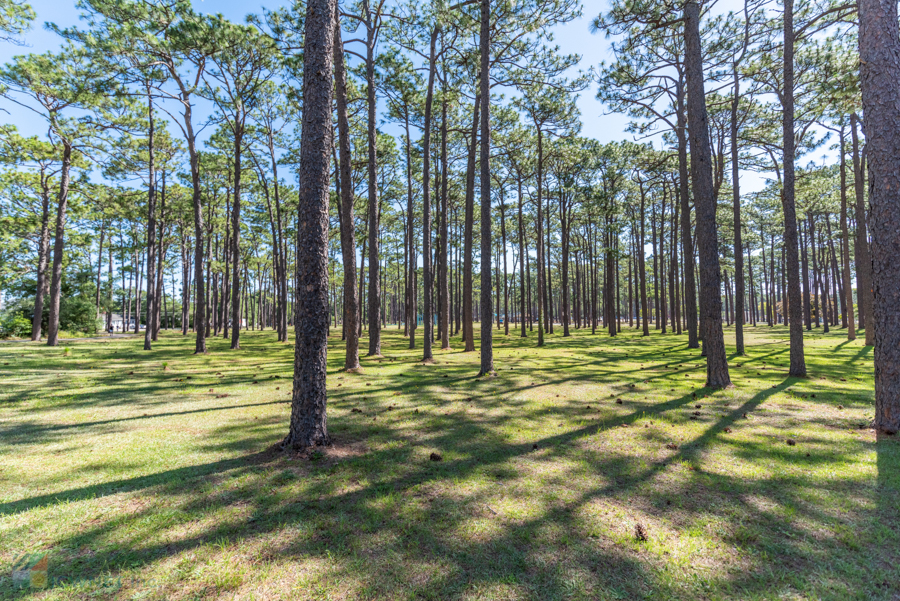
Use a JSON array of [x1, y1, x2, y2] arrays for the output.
[[478, 0, 493, 376], [46, 140, 72, 347], [780, 0, 806, 376], [684, 0, 731, 388], [285, 0, 336, 450], [858, 0, 900, 434], [334, 8, 360, 370]]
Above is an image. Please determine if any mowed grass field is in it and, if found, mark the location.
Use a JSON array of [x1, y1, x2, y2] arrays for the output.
[[0, 323, 897, 600]]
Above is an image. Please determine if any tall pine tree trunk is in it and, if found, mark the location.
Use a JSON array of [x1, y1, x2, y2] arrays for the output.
[[685, 0, 730, 387], [478, 0, 493, 375], [781, 0, 806, 375], [334, 10, 360, 370], [858, 0, 900, 434], [285, 0, 336, 450]]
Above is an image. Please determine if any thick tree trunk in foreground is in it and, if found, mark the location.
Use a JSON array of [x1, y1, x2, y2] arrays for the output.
[[334, 9, 360, 371], [285, 0, 336, 450], [858, 0, 900, 434], [684, 0, 730, 388], [478, 0, 493, 375], [781, 0, 806, 376]]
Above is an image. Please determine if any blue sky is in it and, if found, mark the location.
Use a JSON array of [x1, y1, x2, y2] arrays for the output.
[[0, 0, 767, 192]]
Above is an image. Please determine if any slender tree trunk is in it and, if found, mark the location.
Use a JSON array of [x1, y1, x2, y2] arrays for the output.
[[439, 87, 450, 349], [850, 113, 875, 345], [731, 70, 745, 353], [46, 141, 72, 347], [95, 222, 105, 320], [463, 88, 480, 351], [144, 92, 157, 351], [639, 194, 649, 337], [536, 131, 546, 346], [230, 129, 244, 350], [334, 11, 360, 370], [31, 175, 51, 341], [685, 0, 730, 387], [676, 82, 699, 348], [838, 126, 856, 337], [422, 26, 438, 362], [781, 0, 805, 375], [366, 19, 381, 356], [478, 0, 493, 375]]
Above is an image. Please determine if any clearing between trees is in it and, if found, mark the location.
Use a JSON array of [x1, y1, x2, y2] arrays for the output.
[[0, 326, 896, 600]]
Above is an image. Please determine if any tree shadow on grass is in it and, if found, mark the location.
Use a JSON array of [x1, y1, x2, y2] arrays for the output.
[[1, 328, 896, 599]]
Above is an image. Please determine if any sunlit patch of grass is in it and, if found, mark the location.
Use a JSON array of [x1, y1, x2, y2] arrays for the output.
[[0, 323, 896, 600]]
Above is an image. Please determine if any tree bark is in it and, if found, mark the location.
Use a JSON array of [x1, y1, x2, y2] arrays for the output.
[[31, 172, 51, 341], [684, 0, 730, 387], [366, 15, 381, 356], [781, 0, 806, 375], [334, 10, 360, 370], [676, 81, 699, 348], [839, 125, 856, 338], [144, 91, 157, 351], [478, 0, 493, 375], [421, 26, 438, 362], [858, 0, 900, 434], [46, 141, 72, 347], [850, 113, 875, 346], [285, 0, 336, 450]]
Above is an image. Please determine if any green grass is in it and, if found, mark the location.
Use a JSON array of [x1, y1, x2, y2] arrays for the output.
[[0, 322, 897, 600]]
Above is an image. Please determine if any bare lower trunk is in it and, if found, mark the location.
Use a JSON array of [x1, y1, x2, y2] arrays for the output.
[[366, 20, 381, 356], [858, 0, 900, 434], [850, 113, 875, 346], [285, 0, 336, 450], [462, 87, 479, 351], [781, 0, 806, 376], [334, 10, 360, 370], [31, 179, 51, 341], [839, 126, 856, 340], [685, 0, 730, 387], [479, 0, 492, 378], [144, 92, 157, 351], [421, 27, 438, 362], [46, 141, 72, 347]]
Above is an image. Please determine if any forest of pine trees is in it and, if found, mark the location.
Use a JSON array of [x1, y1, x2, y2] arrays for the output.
[[0, 0, 898, 446]]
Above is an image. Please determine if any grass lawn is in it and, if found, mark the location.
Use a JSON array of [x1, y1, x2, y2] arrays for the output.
[[0, 323, 897, 600]]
